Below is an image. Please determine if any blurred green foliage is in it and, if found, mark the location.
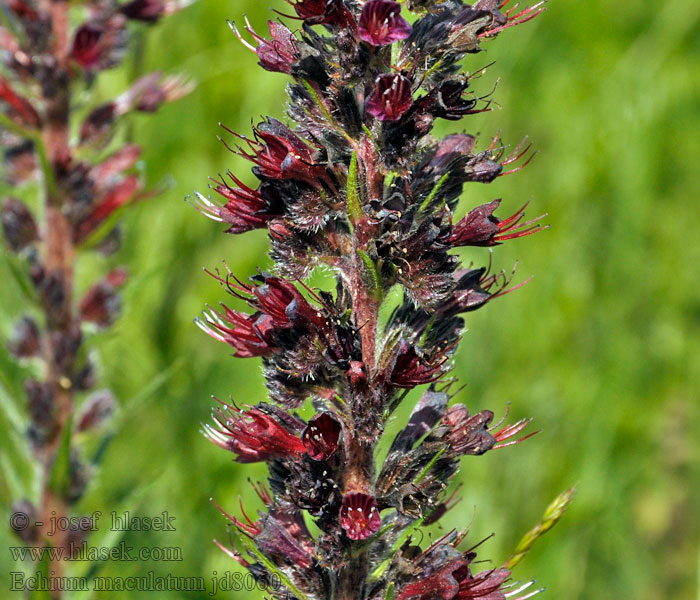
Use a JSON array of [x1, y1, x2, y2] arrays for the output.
[[2, 0, 699, 598]]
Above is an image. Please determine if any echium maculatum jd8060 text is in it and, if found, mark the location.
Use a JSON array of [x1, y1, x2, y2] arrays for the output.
[[193, 1, 548, 599]]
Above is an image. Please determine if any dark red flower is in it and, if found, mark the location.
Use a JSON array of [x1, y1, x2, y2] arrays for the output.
[[443, 403, 536, 456], [413, 80, 480, 121], [75, 175, 141, 241], [198, 272, 326, 355], [192, 174, 281, 234], [70, 19, 126, 71], [76, 389, 115, 432], [399, 558, 518, 600], [121, 72, 193, 113], [366, 73, 413, 122], [232, 19, 298, 75], [285, 0, 356, 28], [225, 118, 326, 185], [89, 145, 141, 188], [398, 559, 469, 600], [71, 23, 104, 69], [442, 405, 496, 456], [449, 200, 545, 247], [196, 305, 277, 358], [0, 76, 41, 128], [2, 196, 38, 252], [454, 567, 513, 600], [347, 360, 367, 388], [302, 412, 342, 460], [390, 340, 451, 389], [358, 0, 412, 47], [9, 316, 40, 359], [79, 268, 127, 328], [204, 403, 306, 463], [340, 493, 381, 540], [240, 273, 325, 330]]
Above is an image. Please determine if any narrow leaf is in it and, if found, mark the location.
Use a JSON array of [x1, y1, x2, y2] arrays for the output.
[[357, 249, 383, 301], [346, 151, 362, 224]]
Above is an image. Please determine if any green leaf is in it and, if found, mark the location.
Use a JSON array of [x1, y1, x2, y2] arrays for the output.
[[417, 172, 450, 217], [48, 415, 73, 499], [413, 448, 446, 485], [346, 150, 363, 225], [385, 582, 395, 600], [0, 382, 39, 501], [357, 249, 383, 301], [28, 552, 53, 600], [4, 253, 39, 306], [506, 487, 576, 570], [237, 532, 311, 600]]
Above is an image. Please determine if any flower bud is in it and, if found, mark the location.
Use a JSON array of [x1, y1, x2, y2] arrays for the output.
[[8, 316, 40, 358], [77, 389, 116, 432], [2, 197, 38, 252]]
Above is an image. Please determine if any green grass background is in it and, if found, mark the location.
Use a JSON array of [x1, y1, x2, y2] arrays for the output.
[[2, 0, 699, 598]]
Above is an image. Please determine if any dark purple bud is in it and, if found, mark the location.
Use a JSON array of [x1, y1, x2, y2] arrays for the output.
[[67, 450, 90, 503], [77, 389, 116, 432], [340, 492, 381, 540], [287, 0, 356, 28], [2, 197, 38, 252], [468, 154, 503, 182], [358, 0, 412, 47], [79, 103, 117, 145], [366, 73, 413, 122], [232, 20, 298, 75], [449, 200, 545, 247], [11, 500, 40, 543], [71, 17, 127, 71], [442, 404, 496, 456], [120, 0, 166, 23], [414, 80, 478, 121], [256, 515, 313, 569], [3, 141, 37, 185], [79, 269, 127, 328], [302, 412, 342, 460], [24, 379, 55, 431], [72, 362, 97, 391], [9, 316, 40, 359], [50, 325, 82, 375], [38, 269, 68, 322]]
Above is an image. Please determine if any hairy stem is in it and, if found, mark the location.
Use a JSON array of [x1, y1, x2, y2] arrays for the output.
[[36, 1, 73, 592], [335, 134, 386, 600]]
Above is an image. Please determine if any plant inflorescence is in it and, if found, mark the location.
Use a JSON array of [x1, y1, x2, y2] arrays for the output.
[[1, 0, 191, 591], [194, 1, 568, 599]]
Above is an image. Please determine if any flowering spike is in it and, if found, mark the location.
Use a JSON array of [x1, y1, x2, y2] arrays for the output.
[[194, 2, 556, 599]]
